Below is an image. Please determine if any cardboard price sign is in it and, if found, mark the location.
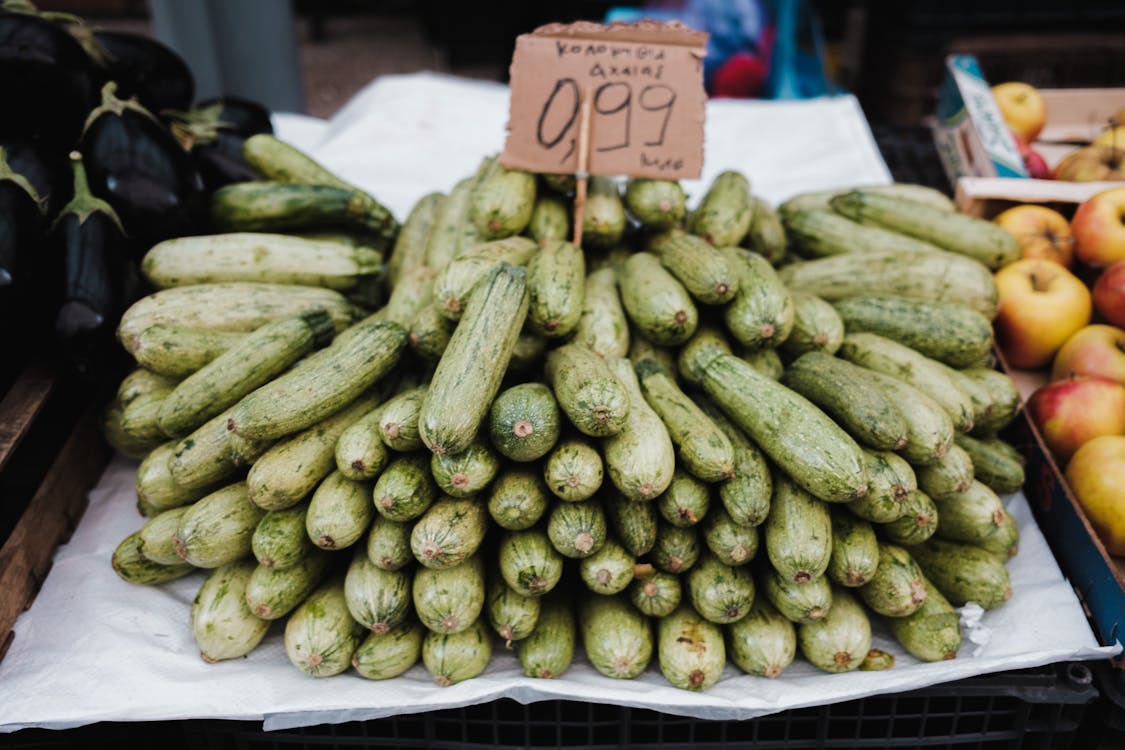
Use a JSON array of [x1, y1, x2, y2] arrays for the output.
[[500, 20, 709, 180]]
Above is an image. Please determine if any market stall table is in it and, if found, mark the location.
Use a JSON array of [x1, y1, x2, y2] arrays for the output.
[[0, 73, 1115, 733]]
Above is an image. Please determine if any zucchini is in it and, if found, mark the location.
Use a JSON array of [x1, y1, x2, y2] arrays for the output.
[[103, 402, 161, 460], [702, 507, 759, 567], [252, 502, 313, 569], [677, 324, 733, 387], [860, 649, 895, 671], [211, 182, 396, 244], [168, 408, 246, 493], [423, 174, 477, 270], [605, 490, 659, 557], [407, 302, 455, 362], [781, 351, 909, 452], [579, 593, 653, 679], [130, 325, 245, 378], [686, 553, 755, 624], [572, 267, 630, 358], [518, 594, 575, 678], [111, 531, 194, 586], [837, 332, 976, 433], [246, 392, 380, 510], [135, 441, 214, 512], [508, 329, 548, 376], [699, 399, 773, 527], [431, 438, 500, 498], [498, 528, 565, 597], [410, 497, 488, 569], [698, 352, 869, 503], [847, 449, 914, 523], [830, 189, 1019, 270], [657, 605, 727, 690], [117, 367, 181, 406], [578, 538, 635, 595], [366, 515, 414, 571], [722, 246, 795, 350], [137, 506, 192, 566], [489, 382, 561, 462], [764, 473, 833, 584], [780, 291, 845, 358], [547, 343, 631, 438], [779, 248, 1000, 319], [651, 521, 701, 574], [648, 228, 740, 305], [618, 252, 698, 346], [469, 161, 536, 240], [305, 470, 374, 551], [378, 386, 427, 453], [543, 435, 604, 502], [827, 506, 879, 587], [119, 389, 173, 445], [603, 357, 676, 501], [761, 565, 833, 624], [486, 575, 541, 644], [422, 619, 492, 686], [246, 549, 333, 620], [740, 346, 784, 380], [978, 506, 1021, 561], [373, 452, 438, 522], [635, 359, 735, 482], [375, 264, 436, 328], [688, 170, 752, 246], [487, 468, 550, 531], [541, 172, 577, 195], [173, 481, 264, 568], [335, 404, 390, 481], [228, 320, 405, 442], [879, 489, 939, 547], [284, 577, 367, 677], [655, 469, 711, 528], [581, 176, 627, 250], [547, 498, 608, 559], [353, 619, 425, 680], [419, 262, 528, 455], [744, 195, 788, 264], [624, 178, 686, 230], [433, 236, 536, 319], [915, 443, 976, 500], [931, 480, 1007, 545], [141, 232, 383, 290], [832, 295, 994, 368], [726, 598, 796, 678], [782, 207, 946, 259], [412, 555, 486, 634], [961, 368, 1022, 436], [797, 586, 871, 673], [386, 191, 444, 287], [886, 575, 962, 662], [955, 432, 1026, 496], [857, 367, 955, 467], [526, 239, 585, 338], [191, 560, 270, 662], [527, 191, 570, 243], [858, 543, 927, 617], [629, 567, 682, 617]]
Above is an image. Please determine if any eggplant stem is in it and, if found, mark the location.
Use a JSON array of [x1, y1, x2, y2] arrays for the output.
[[52, 151, 126, 233]]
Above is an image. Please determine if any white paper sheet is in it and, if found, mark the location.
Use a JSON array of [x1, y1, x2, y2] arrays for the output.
[[0, 72, 1115, 732]]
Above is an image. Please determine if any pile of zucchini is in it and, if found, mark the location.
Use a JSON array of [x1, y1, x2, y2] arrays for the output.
[[103, 137, 1029, 692]]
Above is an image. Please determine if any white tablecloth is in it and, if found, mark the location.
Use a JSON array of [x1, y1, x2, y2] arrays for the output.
[[0, 72, 1115, 733]]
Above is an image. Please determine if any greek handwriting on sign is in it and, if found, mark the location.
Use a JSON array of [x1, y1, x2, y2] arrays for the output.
[[500, 21, 708, 180]]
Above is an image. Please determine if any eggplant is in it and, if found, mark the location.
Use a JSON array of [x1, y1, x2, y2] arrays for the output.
[[91, 30, 194, 115], [48, 150, 129, 378], [80, 81, 207, 252], [1, 137, 70, 218], [0, 10, 101, 149], [0, 145, 46, 289], [165, 98, 273, 191]]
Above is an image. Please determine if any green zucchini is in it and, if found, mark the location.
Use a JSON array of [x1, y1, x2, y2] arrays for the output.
[[858, 544, 927, 617], [305, 469, 373, 551], [579, 593, 653, 679], [498, 528, 564, 597], [573, 267, 630, 358], [624, 178, 686, 230], [419, 262, 528, 456], [780, 291, 845, 358], [135, 441, 214, 512], [743, 195, 788, 264], [657, 605, 727, 690], [413, 554, 486, 634], [629, 568, 682, 617], [648, 228, 740, 305], [410, 497, 488, 569], [651, 521, 701, 574], [431, 438, 500, 498], [961, 368, 1022, 436], [725, 598, 796, 677], [191, 560, 270, 662], [103, 402, 162, 460], [797, 586, 871, 673], [856, 367, 955, 466], [167, 408, 245, 493], [423, 619, 493, 686], [543, 435, 604, 502], [376, 386, 426, 453], [173, 481, 264, 568], [546, 343, 630, 438], [605, 490, 659, 557], [353, 619, 425, 680], [547, 498, 608, 559], [526, 239, 585, 338], [932, 480, 1007, 545], [333, 403, 389, 482], [603, 357, 676, 501], [686, 553, 755, 624], [433, 236, 536, 319], [581, 176, 627, 250], [740, 346, 784, 380], [111, 531, 194, 585], [518, 594, 575, 678], [486, 575, 541, 644], [698, 399, 773, 527], [486, 468, 550, 530], [386, 191, 444, 287], [373, 452, 438, 522], [782, 207, 946, 259], [688, 170, 752, 246], [847, 449, 914, 523], [366, 515, 414, 571], [252, 502, 313, 569], [879, 489, 939, 547], [578, 538, 635, 595], [489, 382, 561, 462], [677, 324, 733, 387], [245, 549, 333, 620], [119, 389, 172, 445], [702, 507, 759, 566], [423, 174, 477, 270], [137, 506, 192, 566], [655, 469, 711, 527], [618, 252, 698, 346], [407, 302, 455, 362], [130, 325, 246, 378], [886, 575, 963, 662], [284, 577, 367, 677], [722, 246, 795, 350], [210, 182, 396, 243], [977, 506, 1021, 560], [374, 265, 436, 328], [954, 432, 1026, 496], [764, 473, 833, 584], [527, 191, 570, 243], [470, 162, 536, 239], [827, 506, 879, 587], [540, 172, 576, 195], [761, 565, 833, 624], [914, 443, 976, 500]]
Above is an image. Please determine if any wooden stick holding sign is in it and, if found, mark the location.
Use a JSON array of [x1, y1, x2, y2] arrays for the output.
[[500, 19, 708, 246], [571, 88, 593, 247]]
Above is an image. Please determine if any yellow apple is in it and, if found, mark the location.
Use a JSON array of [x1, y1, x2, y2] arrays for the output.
[[1051, 324, 1125, 383], [993, 258, 1092, 369], [1054, 145, 1125, 183], [1073, 186, 1125, 267], [1093, 125, 1125, 149], [992, 204, 1074, 267], [1065, 434, 1125, 555], [991, 82, 1047, 144], [1027, 375, 1125, 465]]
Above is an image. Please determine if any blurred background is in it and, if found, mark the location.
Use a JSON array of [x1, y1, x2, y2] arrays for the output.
[[27, 0, 1125, 122]]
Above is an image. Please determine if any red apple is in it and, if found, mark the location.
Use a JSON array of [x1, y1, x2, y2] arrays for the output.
[[993, 258, 1092, 369], [1093, 259, 1125, 327], [992, 204, 1074, 267], [1027, 375, 1125, 466], [1066, 435, 1125, 556], [991, 82, 1047, 144], [1050, 324, 1125, 383], [1072, 186, 1125, 267], [1012, 133, 1052, 179]]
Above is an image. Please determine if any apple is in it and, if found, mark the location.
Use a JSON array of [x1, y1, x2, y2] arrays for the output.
[[1094, 259, 1125, 327], [1065, 434, 1125, 556], [993, 257, 1092, 369], [1093, 125, 1125, 150], [992, 204, 1073, 267], [1027, 375, 1125, 465], [1012, 133, 1052, 179], [1072, 186, 1125, 267], [1050, 324, 1125, 383], [1053, 145, 1125, 183], [991, 82, 1047, 144]]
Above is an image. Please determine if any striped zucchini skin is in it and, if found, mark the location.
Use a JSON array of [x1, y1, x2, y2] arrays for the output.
[[246, 549, 334, 620], [573, 268, 630, 359], [423, 176, 476, 270], [686, 553, 755, 625], [689, 170, 753, 247], [778, 249, 1000, 319], [699, 352, 869, 504], [252, 503, 314, 569], [378, 386, 427, 452], [826, 506, 879, 588], [624, 178, 686, 230], [722, 247, 795, 350], [118, 282, 359, 353], [914, 443, 975, 501], [547, 499, 608, 559], [797, 585, 871, 673], [191, 559, 271, 662], [141, 232, 383, 290], [579, 593, 653, 679], [422, 618, 493, 686], [335, 404, 390, 481], [242, 133, 352, 189], [489, 382, 561, 463], [847, 449, 914, 524], [112, 531, 195, 586], [174, 481, 265, 569], [137, 506, 192, 566], [726, 597, 796, 678], [651, 522, 701, 574], [578, 539, 635, 595], [618, 252, 699, 346], [629, 569, 682, 617], [881, 488, 941, 547], [487, 575, 541, 643], [344, 552, 414, 633], [603, 357, 675, 502], [858, 544, 928, 617], [857, 368, 955, 467], [546, 344, 631, 438], [605, 490, 658, 557], [648, 229, 740, 305], [487, 468, 550, 531], [886, 575, 962, 662], [543, 436, 604, 502], [743, 196, 788, 265], [373, 452, 438, 522], [284, 577, 367, 677], [764, 474, 833, 585], [954, 432, 1026, 496], [781, 183, 956, 217], [377, 265, 437, 328], [909, 538, 1012, 609], [353, 619, 425, 680], [961, 368, 1021, 436], [498, 529, 565, 598], [526, 240, 585, 338], [366, 516, 414, 571], [387, 191, 444, 287], [783, 208, 946, 259], [702, 507, 760, 567], [527, 192, 571, 243], [158, 310, 335, 437], [581, 176, 627, 250], [305, 470, 374, 551], [699, 400, 773, 527], [411, 498, 489, 570], [470, 162, 536, 240], [431, 439, 500, 498], [519, 593, 575, 678], [419, 263, 529, 456], [832, 295, 994, 368], [413, 555, 486, 635], [169, 408, 245, 492], [762, 565, 833, 625], [657, 605, 727, 690], [131, 325, 246, 377], [656, 469, 710, 528], [433, 237, 536, 320], [780, 291, 844, 358], [229, 319, 406, 442], [830, 190, 1019, 270], [136, 440, 214, 512]]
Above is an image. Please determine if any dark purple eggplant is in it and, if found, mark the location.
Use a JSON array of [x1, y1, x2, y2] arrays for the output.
[[80, 81, 207, 253], [0, 137, 70, 217], [0, 145, 46, 289], [91, 29, 194, 115], [193, 95, 273, 137], [165, 98, 272, 191], [49, 151, 129, 378], [0, 10, 101, 149]]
